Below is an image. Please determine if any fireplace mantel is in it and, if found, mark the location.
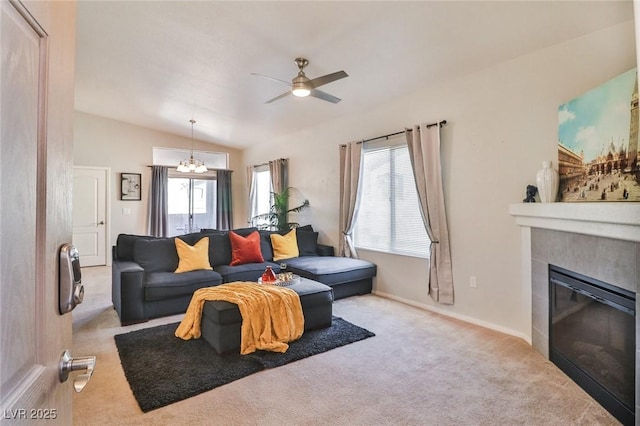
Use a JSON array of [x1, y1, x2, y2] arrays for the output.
[[509, 202, 640, 242]]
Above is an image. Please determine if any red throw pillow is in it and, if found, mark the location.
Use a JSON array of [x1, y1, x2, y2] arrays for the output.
[[229, 230, 264, 266]]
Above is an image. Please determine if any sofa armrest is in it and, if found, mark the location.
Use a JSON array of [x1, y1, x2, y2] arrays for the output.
[[112, 260, 146, 325], [316, 244, 335, 257]]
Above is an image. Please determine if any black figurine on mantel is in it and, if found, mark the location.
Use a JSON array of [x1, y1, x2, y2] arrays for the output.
[[523, 185, 538, 203]]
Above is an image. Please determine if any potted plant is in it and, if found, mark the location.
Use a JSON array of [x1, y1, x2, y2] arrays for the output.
[[253, 187, 309, 231]]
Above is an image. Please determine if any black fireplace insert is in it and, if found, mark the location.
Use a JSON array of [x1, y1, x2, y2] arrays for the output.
[[549, 265, 635, 425]]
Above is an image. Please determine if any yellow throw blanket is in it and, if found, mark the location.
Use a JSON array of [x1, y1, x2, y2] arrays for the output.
[[175, 282, 304, 355]]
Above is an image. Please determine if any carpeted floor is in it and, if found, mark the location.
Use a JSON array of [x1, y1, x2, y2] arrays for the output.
[[72, 266, 620, 425], [115, 317, 374, 412]]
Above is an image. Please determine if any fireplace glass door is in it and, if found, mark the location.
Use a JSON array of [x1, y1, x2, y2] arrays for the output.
[[549, 265, 635, 425]]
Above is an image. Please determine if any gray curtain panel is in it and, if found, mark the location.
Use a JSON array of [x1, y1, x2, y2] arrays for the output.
[[406, 124, 454, 304], [216, 169, 233, 230], [148, 166, 168, 237], [339, 141, 363, 258]]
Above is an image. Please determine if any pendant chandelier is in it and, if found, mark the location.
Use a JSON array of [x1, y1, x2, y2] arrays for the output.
[[177, 119, 208, 173]]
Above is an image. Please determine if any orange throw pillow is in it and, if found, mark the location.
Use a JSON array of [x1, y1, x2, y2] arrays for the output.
[[229, 231, 264, 266]]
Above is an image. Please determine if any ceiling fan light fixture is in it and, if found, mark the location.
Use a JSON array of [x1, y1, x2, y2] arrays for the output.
[[254, 57, 347, 104], [292, 88, 310, 97], [291, 81, 310, 97]]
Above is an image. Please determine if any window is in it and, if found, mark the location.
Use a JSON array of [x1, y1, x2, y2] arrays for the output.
[[152, 147, 228, 169], [354, 143, 431, 258], [255, 167, 272, 220], [249, 165, 272, 227], [150, 147, 226, 236], [167, 177, 216, 236]]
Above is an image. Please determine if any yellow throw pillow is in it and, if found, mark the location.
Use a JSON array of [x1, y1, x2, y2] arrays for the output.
[[174, 237, 213, 273], [270, 229, 299, 262]]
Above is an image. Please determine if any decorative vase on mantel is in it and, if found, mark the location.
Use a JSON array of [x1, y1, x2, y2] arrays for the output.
[[536, 161, 559, 203]]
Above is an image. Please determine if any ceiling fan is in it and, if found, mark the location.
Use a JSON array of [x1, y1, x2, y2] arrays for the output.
[[252, 57, 348, 104]]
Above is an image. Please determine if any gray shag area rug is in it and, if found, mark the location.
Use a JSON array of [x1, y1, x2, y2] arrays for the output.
[[114, 316, 374, 412]]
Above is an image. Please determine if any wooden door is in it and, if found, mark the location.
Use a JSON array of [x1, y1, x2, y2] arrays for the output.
[[73, 167, 108, 266], [1, 0, 76, 423]]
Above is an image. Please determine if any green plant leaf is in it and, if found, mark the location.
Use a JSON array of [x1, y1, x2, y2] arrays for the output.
[[251, 187, 309, 231]]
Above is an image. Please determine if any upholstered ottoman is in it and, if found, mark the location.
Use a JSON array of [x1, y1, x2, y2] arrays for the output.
[[200, 278, 333, 354]]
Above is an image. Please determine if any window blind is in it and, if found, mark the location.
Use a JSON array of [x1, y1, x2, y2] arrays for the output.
[[355, 144, 431, 258]]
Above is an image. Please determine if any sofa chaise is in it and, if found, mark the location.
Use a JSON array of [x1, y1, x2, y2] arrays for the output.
[[111, 226, 376, 325]]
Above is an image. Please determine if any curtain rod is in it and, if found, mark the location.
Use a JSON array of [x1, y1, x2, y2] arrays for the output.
[[252, 157, 288, 168], [346, 120, 447, 146]]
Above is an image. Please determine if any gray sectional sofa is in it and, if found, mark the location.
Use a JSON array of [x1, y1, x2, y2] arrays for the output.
[[111, 226, 376, 325]]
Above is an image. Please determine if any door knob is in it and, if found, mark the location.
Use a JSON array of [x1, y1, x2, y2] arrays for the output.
[[59, 350, 96, 392], [98, 221, 105, 225]]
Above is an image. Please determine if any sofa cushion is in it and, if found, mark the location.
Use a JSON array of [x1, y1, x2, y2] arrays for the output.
[[296, 230, 319, 257], [179, 232, 209, 246], [270, 229, 299, 261], [258, 231, 276, 262], [232, 227, 259, 237], [229, 231, 264, 266], [201, 228, 259, 266], [116, 234, 156, 261], [144, 270, 222, 301], [257, 227, 314, 262], [134, 238, 179, 273], [283, 256, 377, 286], [215, 262, 280, 283], [198, 231, 231, 267], [175, 237, 213, 273]]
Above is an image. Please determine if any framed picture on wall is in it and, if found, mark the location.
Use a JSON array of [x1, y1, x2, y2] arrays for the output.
[[121, 173, 141, 201], [558, 67, 639, 202]]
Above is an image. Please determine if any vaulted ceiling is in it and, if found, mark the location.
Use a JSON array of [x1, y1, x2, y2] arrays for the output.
[[74, 1, 634, 149]]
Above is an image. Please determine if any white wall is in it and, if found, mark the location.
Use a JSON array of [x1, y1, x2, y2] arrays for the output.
[[242, 21, 637, 340], [73, 111, 246, 259]]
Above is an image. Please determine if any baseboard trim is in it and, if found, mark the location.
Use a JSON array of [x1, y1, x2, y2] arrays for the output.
[[372, 290, 532, 345]]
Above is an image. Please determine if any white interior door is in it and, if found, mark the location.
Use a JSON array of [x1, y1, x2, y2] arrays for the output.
[[1, 1, 75, 422], [73, 167, 108, 266]]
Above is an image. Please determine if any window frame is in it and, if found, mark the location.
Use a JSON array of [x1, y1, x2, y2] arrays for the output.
[[249, 164, 272, 228], [354, 139, 431, 259]]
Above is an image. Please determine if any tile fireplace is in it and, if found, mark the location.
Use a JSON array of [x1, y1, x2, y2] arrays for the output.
[[510, 202, 640, 424]]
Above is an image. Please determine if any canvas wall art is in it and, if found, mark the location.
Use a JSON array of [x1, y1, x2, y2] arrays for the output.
[[558, 67, 639, 202]]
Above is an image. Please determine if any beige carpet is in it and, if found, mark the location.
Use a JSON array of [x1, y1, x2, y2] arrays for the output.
[[72, 266, 620, 425]]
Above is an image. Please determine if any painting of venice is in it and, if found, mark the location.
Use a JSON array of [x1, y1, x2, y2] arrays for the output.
[[558, 68, 639, 202]]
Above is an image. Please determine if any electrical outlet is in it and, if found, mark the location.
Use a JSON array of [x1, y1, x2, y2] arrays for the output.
[[470, 276, 477, 288]]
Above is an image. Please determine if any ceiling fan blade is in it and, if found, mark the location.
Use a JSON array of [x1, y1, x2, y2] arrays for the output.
[[251, 73, 291, 87], [265, 91, 291, 104], [308, 70, 348, 89], [310, 89, 341, 104]]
